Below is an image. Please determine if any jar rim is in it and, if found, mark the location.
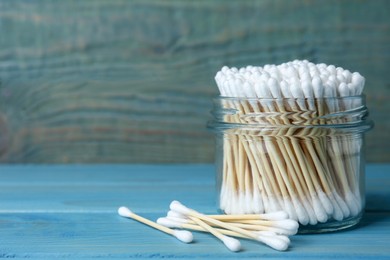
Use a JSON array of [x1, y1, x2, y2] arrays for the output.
[[208, 94, 374, 134]]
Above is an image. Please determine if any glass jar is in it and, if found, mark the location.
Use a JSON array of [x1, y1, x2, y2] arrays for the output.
[[208, 96, 373, 233]]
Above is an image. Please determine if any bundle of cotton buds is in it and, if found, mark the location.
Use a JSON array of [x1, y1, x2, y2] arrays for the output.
[[118, 201, 298, 252], [212, 60, 367, 227], [215, 60, 365, 100], [158, 201, 298, 252]]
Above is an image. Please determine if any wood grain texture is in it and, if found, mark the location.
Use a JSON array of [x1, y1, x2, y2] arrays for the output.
[[1, 212, 390, 258], [0, 0, 389, 163], [0, 164, 389, 259], [0, 164, 388, 213]]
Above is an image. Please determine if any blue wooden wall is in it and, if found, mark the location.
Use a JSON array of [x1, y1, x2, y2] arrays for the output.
[[0, 0, 389, 163]]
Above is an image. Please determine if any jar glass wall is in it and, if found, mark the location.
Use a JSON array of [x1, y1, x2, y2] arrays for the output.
[[209, 96, 373, 233]]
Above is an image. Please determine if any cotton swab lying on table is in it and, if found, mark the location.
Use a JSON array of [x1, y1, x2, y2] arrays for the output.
[[157, 217, 291, 251], [117, 206, 193, 243], [167, 210, 289, 221], [118, 202, 295, 251], [169, 200, 291, 251], [166, 210, 298, 235], [190, 216, 242, 252]]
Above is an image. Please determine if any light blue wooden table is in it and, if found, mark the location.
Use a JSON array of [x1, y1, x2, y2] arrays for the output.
[[0, 164, 389, 259]]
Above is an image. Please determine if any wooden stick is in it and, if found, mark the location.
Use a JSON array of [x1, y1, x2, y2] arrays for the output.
[[117, 207, 193, 243], [190, 216, 241, 252]]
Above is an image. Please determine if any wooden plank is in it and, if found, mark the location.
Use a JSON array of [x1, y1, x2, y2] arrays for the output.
[[0, 165, 215, 213], [0, 212, 389, 258], [0, 164, 388, 213], [0, 1, 389, 163], [0, 164, 389, 258]]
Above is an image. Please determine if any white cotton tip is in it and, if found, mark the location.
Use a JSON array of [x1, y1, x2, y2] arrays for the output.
[[338, 82, 350, 97], [327, 65, 336, 75], [221, 81, 232, 97], [260, 210, 289, 221], [157, 217, 180, 228], [301, 71, 312, 82], [267, 226, 296, 236], [242, 191, 251, 213], [166, 216, 190, 224], [246, 65, 254, 70], [268, 78, 282, 98], [341, 69, 351, 82], [167, 210, 187, 219], [262, 194, 270, 213], [309, 67, 320, 78], [290, 82, 305, 109], [310, 76, 322, 95], [254, 231, 291, 245], [280, 80, 292, 98], [257, 230, 278, 236], [317, 63, 327, 70], [268, 196, 282, 212], [257, 235, 289, 251], [273, 220, 299, 234], [221, 235, 241, 252], [337, 74, 346, 85], [283, 198, 298, 221], [317, 190, 334, 215], [333, 191, 350, 218], [274, 235, 291, 245], [223, 78, 233, 96], [228, 193, 243, 214], [328, 194, 344, 221], [258, 232, 291, 245], [253, 81, 265, 98], [234, 78, 246, 98], [252, 190, 264, 214], [221, 66, 230, 73], [311, 195, 328, 223], [286, 66, 298, 79], [347, 82, 358, 97], [324, 80, 336, 98], [260, 71, 271, 80], [291, 196, 309, 225], [300, 197, 317, 225], [118, 206, 133, 218], [222, 190, 234, 214], [351, 72, 363, 84], [258, 81, 273, 98], [219, 185, 229, 210], [345, 192, 360, 217], [173, 230, 193, 243], [230, 67, 238, 73], [215, 71, 223, 81], [236, 193, 246, 214], [243, 81, 257, 98], [301, 80, 314, 98], [169, 200, 192, 215]]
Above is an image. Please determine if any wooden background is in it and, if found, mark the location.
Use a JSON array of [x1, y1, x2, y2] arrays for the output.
[[0, 0, 389, 163]]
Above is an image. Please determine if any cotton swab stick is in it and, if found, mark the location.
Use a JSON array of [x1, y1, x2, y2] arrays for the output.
[[117, 206, 193, 243], [158, 217, 249, 238], [157, 217, 291, 251], [165, 211, 298, 235], [170, 201, 289, 251], [167, 210, 289, 221], [190, 216, 242, 252]]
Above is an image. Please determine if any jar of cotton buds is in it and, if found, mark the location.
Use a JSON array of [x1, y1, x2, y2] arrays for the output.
[[208, 60, 373, 233]]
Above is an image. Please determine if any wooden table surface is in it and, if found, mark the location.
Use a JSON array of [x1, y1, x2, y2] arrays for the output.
[[0, 164, 389, 259]]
